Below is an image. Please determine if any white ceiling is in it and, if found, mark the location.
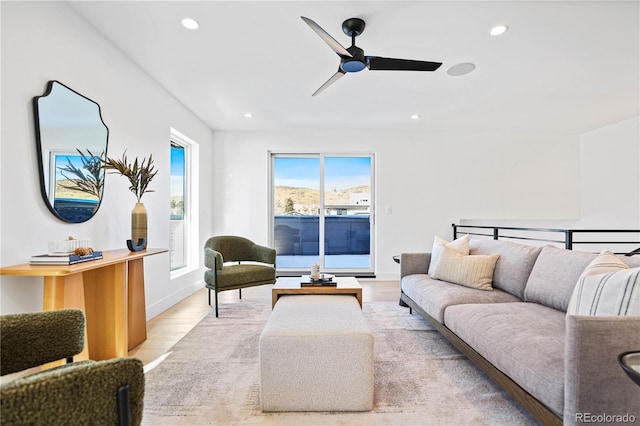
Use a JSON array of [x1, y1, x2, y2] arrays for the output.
[[68, 1, 639, 134]]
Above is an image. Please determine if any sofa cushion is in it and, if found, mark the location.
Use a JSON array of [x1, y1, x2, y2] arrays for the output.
[[431, 247, 499, 291], [401, 274, 520, 323], [444, 302, 566, 416], [621, 255, 640, 268], [566, 268, 640, 316], [524, 246, 597, 312], [470, 239, 543, 299], [427, 234, 469, 275]]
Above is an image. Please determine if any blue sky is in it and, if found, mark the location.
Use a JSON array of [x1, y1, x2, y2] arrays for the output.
[[55, 154, 97, 179], [274, 156, 370, 190], [170, 145, 185, 195]]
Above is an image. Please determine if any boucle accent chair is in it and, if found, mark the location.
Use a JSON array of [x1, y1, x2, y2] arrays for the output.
[[0, 309, 144, 426], [204, 235, 277, 317]]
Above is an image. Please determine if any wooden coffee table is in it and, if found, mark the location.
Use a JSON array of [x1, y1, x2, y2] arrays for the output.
[[272, 276, 362, 308]]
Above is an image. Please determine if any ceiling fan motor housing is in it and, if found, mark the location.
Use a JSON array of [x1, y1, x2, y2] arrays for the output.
[[341, 45, 367, 72]]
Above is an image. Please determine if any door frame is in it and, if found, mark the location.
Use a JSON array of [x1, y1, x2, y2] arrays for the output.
[[268, 151, 375, 277]]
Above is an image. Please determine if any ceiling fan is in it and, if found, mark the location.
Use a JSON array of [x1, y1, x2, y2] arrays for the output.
[[301, 16, 443, 96]]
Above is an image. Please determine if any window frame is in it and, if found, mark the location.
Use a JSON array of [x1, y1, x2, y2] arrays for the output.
[[170, 128, 199, 278]]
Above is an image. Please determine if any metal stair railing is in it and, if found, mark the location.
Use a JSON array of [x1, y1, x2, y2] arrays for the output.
[[452, 224, 640, 255]]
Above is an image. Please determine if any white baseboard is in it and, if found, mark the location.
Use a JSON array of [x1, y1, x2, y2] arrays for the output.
[[146, 280, 204, 320], [365, 272, 398, 281]]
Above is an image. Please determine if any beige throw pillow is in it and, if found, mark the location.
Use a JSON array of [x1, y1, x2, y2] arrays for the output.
[[428, 234, 470, 275], [431, 246, 499, 291], [580, 250, 629, 277]]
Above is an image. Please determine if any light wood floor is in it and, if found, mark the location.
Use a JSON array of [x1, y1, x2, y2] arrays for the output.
[[128, 279, 400, 365]]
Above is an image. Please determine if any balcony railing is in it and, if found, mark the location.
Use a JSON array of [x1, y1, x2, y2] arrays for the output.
[[274, 215, 370, 256], [452, 224, 640, 255]]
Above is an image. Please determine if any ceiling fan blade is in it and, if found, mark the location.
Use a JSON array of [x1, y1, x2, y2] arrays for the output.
[[312, 69, 346, 96], [301, 16, 352, 58], [367, 56, 442, 71]]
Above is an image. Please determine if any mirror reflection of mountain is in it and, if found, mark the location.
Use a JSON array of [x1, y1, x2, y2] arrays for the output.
[[274, 185, 370, 215], [55, 179, 99, 200]]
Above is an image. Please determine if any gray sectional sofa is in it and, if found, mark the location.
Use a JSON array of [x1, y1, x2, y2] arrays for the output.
[[400, 238, 640, 425]]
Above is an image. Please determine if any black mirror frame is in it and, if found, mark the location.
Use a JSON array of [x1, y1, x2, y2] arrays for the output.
[[33, 80, 109, 223]]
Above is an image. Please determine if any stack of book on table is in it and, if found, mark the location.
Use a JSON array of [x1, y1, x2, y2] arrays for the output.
[[300, 274, 337, 286], [29, 251, 103, 265]]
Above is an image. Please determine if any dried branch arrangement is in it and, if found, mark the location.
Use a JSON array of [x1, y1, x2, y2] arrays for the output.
[[102, 151, 158, 202]]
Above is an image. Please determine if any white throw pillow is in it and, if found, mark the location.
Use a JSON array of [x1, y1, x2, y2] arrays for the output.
[[431, 246, 499, 291], [428, 234, 470, 275], [566, 250, 631, 314], [566, 267, 639, 316]]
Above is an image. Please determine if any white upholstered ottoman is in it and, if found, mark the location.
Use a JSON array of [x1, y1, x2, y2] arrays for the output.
[[259, 294, 374, 412]]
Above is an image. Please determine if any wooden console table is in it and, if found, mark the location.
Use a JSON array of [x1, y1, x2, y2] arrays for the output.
[[0, 248, 167, 361]]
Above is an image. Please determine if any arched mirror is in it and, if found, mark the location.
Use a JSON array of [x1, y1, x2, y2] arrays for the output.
[[33, 81, 108, 223]]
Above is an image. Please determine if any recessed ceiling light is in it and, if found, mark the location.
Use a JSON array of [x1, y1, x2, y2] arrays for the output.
[[489, 25, 508, 36], [181, 18, 200, 30], [244, 113, 253, 118], [410, 114, 420, 120], [447, 62, 476, 76]]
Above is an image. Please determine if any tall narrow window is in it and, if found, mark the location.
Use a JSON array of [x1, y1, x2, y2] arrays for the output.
[[170, 143, 186, 270], [270, 153, 374, 276], [170, 128, 199, 275]]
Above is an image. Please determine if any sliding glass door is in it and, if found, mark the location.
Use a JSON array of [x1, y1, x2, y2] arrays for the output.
[[271, 153, 374, 276]]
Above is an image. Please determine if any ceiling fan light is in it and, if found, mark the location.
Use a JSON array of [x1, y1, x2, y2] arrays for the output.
[[181, 18, 200, 30], [341, 60, 366, 73], [490, 25, 508, 36]]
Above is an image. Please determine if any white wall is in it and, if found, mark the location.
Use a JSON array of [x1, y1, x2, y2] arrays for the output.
[[578, 116, 640, 227], [2, 2, 634, 316], [0, 2, 214, 316], [211, 129, 581, 279]]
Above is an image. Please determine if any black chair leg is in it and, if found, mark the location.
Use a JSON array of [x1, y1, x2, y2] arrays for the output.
[[215, 289, 219, 318], [208, 288, 211, 306], [239, 288, 242, 299], [117, 384, 131, 426]]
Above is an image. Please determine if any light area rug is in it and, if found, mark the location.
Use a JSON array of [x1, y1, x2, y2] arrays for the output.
[[143, 299, 538, 425]]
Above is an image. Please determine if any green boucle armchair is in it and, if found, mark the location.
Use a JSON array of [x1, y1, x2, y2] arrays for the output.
[[204, 235, 277, 317], [0, 309, 144, 426]]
